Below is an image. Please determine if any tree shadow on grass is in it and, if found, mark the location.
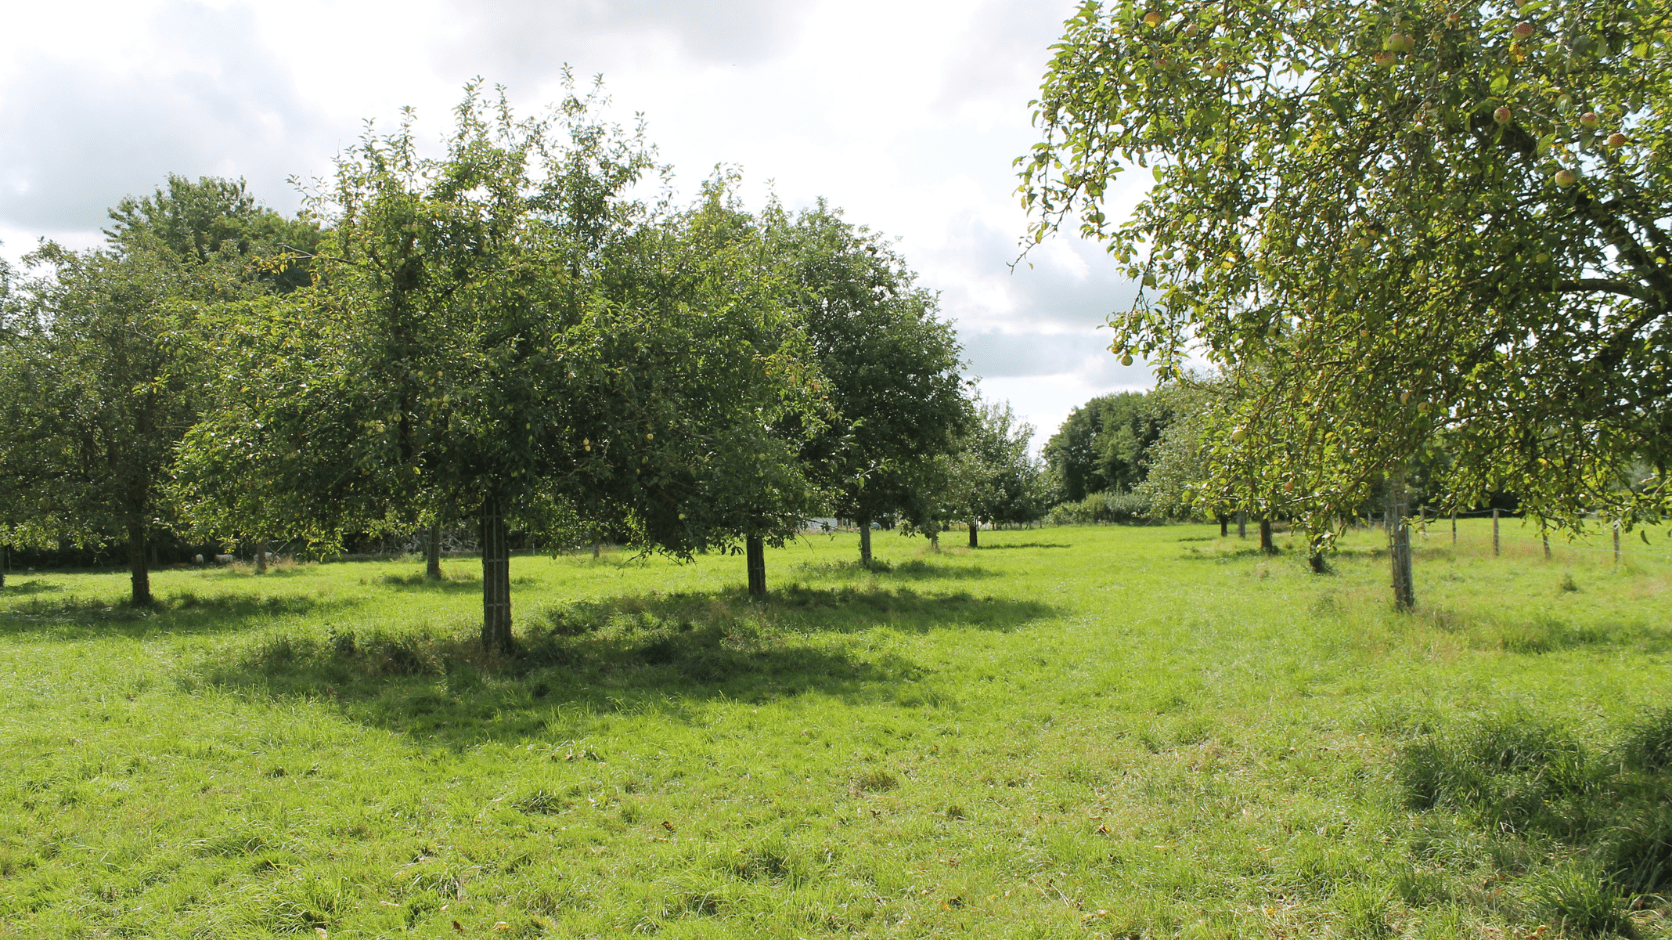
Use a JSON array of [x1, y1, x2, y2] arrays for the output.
[[0, 579, 63, 596], [366, 572, 486, 593], [190, 585, 1058, 749], [0, 590, 357, 641], [792, 558, 999, 581], [974, 542, 1071, 550]]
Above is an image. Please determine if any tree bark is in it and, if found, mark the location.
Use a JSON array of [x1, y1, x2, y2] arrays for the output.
[[1, 543, 7, 589], [1219, 515, 1228, 537], [254, 539, 267, 574], [1308, 530, 1329, 573], [1259, 517, 1275, 554], [859, 517, 873, 566], [127, 517, 152, 607], [968, 520, 979, 548], [1237, 511, 1247, 539], [1388, 471, 1415, 611], [746, 535, 766, 596], [480, 491, 513, 653], [426, 523, 443, 580]]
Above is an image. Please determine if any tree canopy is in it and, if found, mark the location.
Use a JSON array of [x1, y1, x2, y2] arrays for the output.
[[1023, 0, 1672, 540], [174, 83, 826, 648], [1041, 390, 1173, 503], [772, 201, 970, 562], [0, 178, 307, 605]]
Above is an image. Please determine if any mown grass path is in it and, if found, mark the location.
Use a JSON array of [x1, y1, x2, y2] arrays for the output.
[[2, 523, 1668, 938]]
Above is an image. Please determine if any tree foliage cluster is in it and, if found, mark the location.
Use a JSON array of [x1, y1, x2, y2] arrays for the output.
[[1025, 0, 1672, 606], [1041, 389, 1175, 504], [0, 80, 1039, 649]]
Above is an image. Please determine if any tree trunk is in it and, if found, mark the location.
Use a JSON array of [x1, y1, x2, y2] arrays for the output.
[[1219, 515, 1228, 537], [1237, 511, 1247, 539], [859, 517, 873, 566], [127, 517, 152, 607], [1259, 517, 1275, 554], [968, 520, 979, 548], [746, 535, 766, 596], [426, 523, 443, 580], [1388, 471, 1415, 611], [480, 491, 513, 653], [1308, 529, 1329, 573], [254, 539, 267, 574], [1, 543, 7, 589]]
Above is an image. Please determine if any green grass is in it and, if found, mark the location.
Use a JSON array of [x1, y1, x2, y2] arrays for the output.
[[1, 521, 1670, 938]]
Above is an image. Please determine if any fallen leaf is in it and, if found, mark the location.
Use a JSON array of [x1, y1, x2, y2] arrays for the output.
[[452, 920, 464, 932], [494, 922, 511, 930], [661, 820, 676, 832]]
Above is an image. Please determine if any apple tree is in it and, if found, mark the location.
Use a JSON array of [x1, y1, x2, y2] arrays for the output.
[[176, 85, 826, 648], [943, 398, 1045, 547], [1024, 0, 1672, 607], [770, 201, 970, 565], [0, 179, 312, 605]]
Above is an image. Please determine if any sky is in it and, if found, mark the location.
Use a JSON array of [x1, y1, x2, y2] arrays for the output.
[[0, 0, 1157, 450]]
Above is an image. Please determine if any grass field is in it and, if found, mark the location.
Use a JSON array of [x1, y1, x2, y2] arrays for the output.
[[2, 521, 1670, 939]]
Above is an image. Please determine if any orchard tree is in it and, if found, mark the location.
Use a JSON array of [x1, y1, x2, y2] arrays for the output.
[[602, 173, 829, 597], [772, 201, 970, 565], [177, 84, 825, 648], [0, 180, 308, 605], [1024, 0, 1672, 608], [945, 398, 1044, 547]]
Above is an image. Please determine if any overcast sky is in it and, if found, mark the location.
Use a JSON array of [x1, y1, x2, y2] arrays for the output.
[[0, 0, 1156, 449]]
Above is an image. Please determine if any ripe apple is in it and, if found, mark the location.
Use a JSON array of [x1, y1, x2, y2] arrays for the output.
[[1144, 10, 1162, 27], [1512, 21, 1534, 39], [1120, 354, 1135, 366], [1554, 168, 1576, 186], [1446, 12, 1461, 26], [1400, 390, 1412, 404], [1284, 480, 1295, 493], [1579, 111, 1599, 128], [1607, 131, 1628, 147], [1494, 105, 1513, 124], [1374, 50, 1397, 67], [1230, 427, 1247, 443]]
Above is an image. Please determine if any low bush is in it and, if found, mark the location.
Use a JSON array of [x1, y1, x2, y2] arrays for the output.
[[1044, 490, 1152, 526]]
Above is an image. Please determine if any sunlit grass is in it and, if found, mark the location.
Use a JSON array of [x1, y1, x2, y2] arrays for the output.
[[1, 521, 1668, 938]]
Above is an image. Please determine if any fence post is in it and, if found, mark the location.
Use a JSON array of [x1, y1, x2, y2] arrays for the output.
[[1492, 508, 1500, 557]]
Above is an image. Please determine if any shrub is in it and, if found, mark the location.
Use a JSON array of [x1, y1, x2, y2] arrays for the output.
[[1045, 490, 1153, 526]]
